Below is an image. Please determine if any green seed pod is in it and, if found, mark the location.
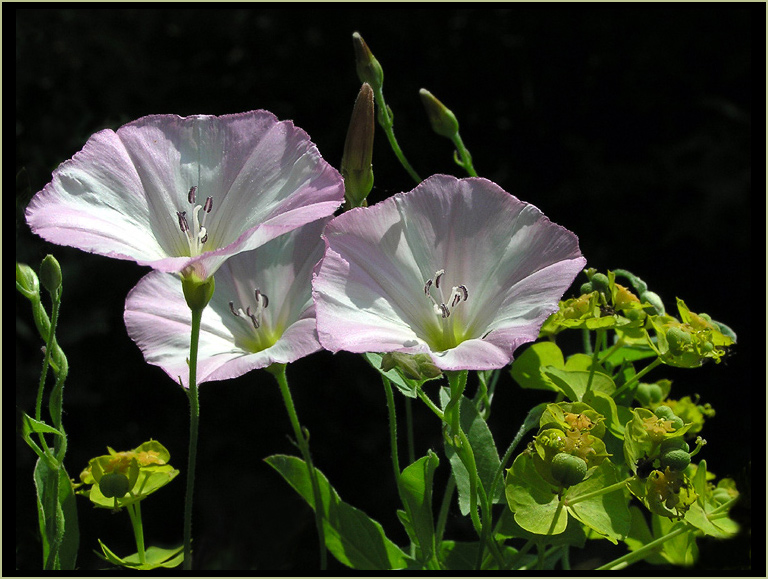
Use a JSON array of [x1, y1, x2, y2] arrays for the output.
[[654, 405, 676, 420], [635, 383, 663, 406], [660, 449, 691, 471], [580, 282, 593, 295], [99, 471, 131, 499], [550, 452, 588, 487], [536, 428, 567, 456], [590, 273, 610, 295], [660, 437, 690, 454], [666, 326, 692, 354], [669, 415, 685, 431]]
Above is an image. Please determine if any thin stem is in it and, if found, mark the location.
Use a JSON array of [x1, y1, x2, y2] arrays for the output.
[[585, 329, 605, 395], [595, 521, 687, 570], [565, 476, 633, 507], [405, 398, 416, 466], [35, 289, 62, 458], [451, 132, 478, 177], [612, 358, 663, 399], [126, 502, 146, 565], [434, 475, 455, 546], [382, 376, 402, 480], [416, 386, 444, 420], [372, 85, 421, 183], [182, 306, 203, 571], [271, 364, 327, 570]]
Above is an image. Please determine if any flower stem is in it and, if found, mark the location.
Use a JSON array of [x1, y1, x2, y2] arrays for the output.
[[585, 329, 605, 394], [612, 357, 663, 399], [270, 364, 327, 570], [566, 475, 634, 506], [372, 85, 421, 183], [182, 305, 203, 571], [451, 132, 478, 177], [126, 502, 146, 566], [595, 521, 687, 570]]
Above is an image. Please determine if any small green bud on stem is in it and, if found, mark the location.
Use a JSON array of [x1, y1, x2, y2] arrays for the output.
[[352, 32, 384, 90], [16, 262, 40, 299], [39, 254, 63, 294], [419, 88, 460, 139]]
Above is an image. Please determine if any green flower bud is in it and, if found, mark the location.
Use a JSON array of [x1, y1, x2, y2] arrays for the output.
[[352, 32, 384, 90], [99, 471, 131, 499], [16, 262, 40, 299], [380, 352, 441, 381], [635, 383, 663, 406], [39, 254, 63, 294], [419, 89, 460, 139], [342, 83, 375, 208], [590, 273, 610, 295], [660, 449, 691, 471], [579, 282, 594, 295], [550, 452, 588, 487]]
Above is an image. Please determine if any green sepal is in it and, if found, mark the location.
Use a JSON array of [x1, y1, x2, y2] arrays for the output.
[[181, 275, 215, 312]]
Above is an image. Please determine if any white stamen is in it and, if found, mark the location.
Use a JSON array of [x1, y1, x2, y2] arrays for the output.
[[424, 270, 468, 319], [175, 187, 214, 257], [229, 289, 269, 330]]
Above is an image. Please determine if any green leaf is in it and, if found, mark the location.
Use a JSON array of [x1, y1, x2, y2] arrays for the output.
[[541, 367, 615, 402], [582, 389, 623, 439], [622, 506, 667, 565], [399, 452, 439, 562], [97, 540, 183, 569], [438, 540, 531, 570], [564, 460, 631, 544], [265, 454, 409, 570], [652, 515, 699, 566], [510, 342, 564, 391], [505, 453, 567, 536], [34, 458, 78, 570], [439, 390, 501, 515], [495, 507, 587, 548], [86, 465, 179, 509]]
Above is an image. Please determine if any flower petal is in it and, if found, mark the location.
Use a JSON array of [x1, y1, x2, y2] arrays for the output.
[[27, 111, 344, 278], [313, 174, 585, 370], [125, 219, 327, 385]]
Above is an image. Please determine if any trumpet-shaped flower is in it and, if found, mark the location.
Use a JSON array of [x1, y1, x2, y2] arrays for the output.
[[312, 175, 587, 370], [26, 111, 344, 280], [124, 219, 328, 385]]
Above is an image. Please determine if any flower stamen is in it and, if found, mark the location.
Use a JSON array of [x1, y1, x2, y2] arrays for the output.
[[424, 270, 468, 318], [176, 186, 214, 256], [229, 288, 269, 330]]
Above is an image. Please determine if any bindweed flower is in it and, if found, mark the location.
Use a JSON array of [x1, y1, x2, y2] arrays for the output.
[[124, 219, 328, 386], [26, 111, 344, 282], [312, 175, 586, 370]]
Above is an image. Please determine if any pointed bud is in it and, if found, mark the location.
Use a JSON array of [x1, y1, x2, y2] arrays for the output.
[[342, 83, 375, 208], [352, 32, 384, 90], [39, 254, 63, 294], [16, 262, 40, 299], [419, 89, 460, 139], [380, 352, 442, 381]]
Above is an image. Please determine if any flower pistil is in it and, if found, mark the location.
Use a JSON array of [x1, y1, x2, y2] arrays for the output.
[[176, 186, 214, 257]]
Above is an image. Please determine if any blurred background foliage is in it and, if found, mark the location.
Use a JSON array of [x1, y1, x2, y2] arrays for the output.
[[16, 8, 753, 570]]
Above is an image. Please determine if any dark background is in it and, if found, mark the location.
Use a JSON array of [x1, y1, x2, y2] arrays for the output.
[[15, 7, 757, 571]]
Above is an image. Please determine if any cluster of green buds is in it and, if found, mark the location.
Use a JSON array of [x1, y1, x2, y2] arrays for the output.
[[531, 402, 610, 489], [540, 269, 652, 335], [647, 298, 735, 367], [78, 440, 178, 511], [634, 380, 715, 437], [379, 352, 442, 381], [624, 406, 706, 518]]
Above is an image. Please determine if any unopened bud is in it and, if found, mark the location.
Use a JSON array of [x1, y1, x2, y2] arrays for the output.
[[419, 89, 460, 139], [16, 262, 40, 298], [39, 254, 62, 294], [341, 83, 375, 208], [352, 32, 384, 90], [182, 275, 215, 312], [380, 352, 442, 381]]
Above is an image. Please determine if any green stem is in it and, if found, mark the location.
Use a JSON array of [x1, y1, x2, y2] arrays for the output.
[[126, 502, 146, 565], [434, 475, 455, 546], [585, 329, 605, 395], [451, 132, 478, 177], [612, 358, 663, 399], [416, 386, 445, 420], [372, 85, 421, 183], [182, 306, 203, 571], [382, 376, 402, 480], [35, 289, 63, 458], [595, 521, 687, 570], [566, 476, 633, 507], [270, 364, 327, 571], [405, 397, 416, 466]]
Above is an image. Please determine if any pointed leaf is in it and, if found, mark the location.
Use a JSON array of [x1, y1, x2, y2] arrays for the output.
[[265, 454, 409, 570], [399, 452, 439, 561]]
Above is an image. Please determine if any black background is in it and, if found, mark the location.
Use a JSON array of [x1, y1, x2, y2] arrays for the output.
[[15, 7, 757, 571]]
